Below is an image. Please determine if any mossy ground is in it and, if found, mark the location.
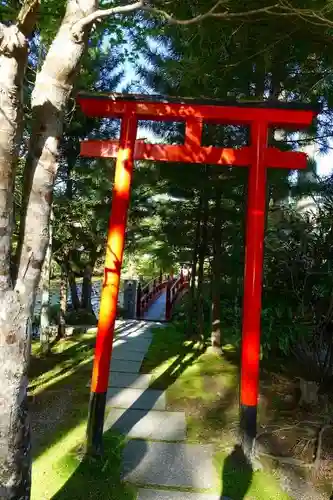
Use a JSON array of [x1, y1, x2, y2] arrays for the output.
[[30, 332, 136, 500], [30, 320, 331, 499]]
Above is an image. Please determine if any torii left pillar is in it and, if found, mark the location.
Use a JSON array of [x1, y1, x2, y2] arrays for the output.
[[86, 108, 137, 455]]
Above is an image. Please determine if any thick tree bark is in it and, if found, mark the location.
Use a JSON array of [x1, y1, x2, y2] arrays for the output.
[[211, 181, 223, 351], [197, 188, 209, 339], [58, 265, 68, 338], [0, 6, 38, 498], [15, 0, 97, 299], [187, 194, 202, 337], [68, 270, 80, 310], [0, 296, 32, 500], [39, 210, 53, 353], [0, 25, 27, 292], [81, 264, 94, 312]]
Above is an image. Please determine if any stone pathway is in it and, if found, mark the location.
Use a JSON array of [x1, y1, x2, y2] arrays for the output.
[[102, 298, 223, 500]]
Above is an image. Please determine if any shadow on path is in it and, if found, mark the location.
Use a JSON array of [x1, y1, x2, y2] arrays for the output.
[[51, 328, 205, 498], [220, 445, 253, 500]]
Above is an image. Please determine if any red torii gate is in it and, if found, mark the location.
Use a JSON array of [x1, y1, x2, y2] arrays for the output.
[[77, 92, 319, 458]]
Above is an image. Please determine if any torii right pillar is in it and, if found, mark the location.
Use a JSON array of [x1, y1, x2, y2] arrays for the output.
[[240, 117, 317, 458]]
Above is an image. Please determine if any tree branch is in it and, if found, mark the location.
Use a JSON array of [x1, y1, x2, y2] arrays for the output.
[[16, 0, 40, 36], [143, 0, 228, 25], [70, 0, 333, 37], [143, 2, 286, 25], [71, 0, 144, 35]]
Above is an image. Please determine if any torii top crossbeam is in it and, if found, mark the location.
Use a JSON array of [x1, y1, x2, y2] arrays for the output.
[[78, 92, 319, 169]]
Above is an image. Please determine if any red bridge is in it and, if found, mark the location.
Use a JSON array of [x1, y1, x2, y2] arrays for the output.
[[136, 271, 190, 321]]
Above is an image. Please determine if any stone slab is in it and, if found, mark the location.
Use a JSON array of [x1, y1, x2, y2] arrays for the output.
[[122, 440, 216, 489], [104, 408, 186, 440], [113, 338, 152, 352], [106, 388, 166, 411], [115, 322, 152, 335], [119, 330, 153, 340], [110, 359, 142, 373], [108, 372, 152, 389], [137, 490, 226, 500], [111, 349, 146, 363], [87, 371, 152, 389]]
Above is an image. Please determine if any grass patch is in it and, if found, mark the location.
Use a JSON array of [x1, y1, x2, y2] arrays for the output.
[[214, 447, 290, 500], [32, 428, 135, 500], [141, 323, 205, 387], [30, 332, 135, 500], [141, 321, 291, 499]]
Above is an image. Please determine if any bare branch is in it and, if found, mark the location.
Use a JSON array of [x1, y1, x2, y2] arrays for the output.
[[143, 0, 227, 25], [143, 2, 283, 25], [69, 0, 333, 38], [71, 0, 144, 36]]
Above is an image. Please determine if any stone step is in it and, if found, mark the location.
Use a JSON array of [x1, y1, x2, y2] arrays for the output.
[[137, 490, 226, 500], [122, 440, 216, 489], [108, 372, 152, 389], [111, 349, 146, 363], [116, 323, 153, 338], [104, 408, 186, 441], [110, 359, 142, 373], [106, 388, 166, 411], [87, 371, 152, 389], [113, 338, 152, 353], [119, 331, 153, 341]]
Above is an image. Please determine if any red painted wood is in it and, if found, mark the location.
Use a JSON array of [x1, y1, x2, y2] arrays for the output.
[[240, 121, 268, 407], [77, 95, 315, 128], [80, 140, 307, 170], [90, 110, 137, 394], [78, 92, 319, 433]]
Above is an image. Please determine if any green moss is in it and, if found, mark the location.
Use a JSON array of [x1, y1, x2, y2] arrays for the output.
[[32, 422, 136, 500], [214, 449, 290, 500], [142, 323, 291, 499], [30, 331, 136, 499]]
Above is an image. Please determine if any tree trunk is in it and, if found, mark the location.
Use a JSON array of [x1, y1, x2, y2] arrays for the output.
[[81, 264, 94, 312], [68, 270, 80, 310], [187, 194, 202, 337], [197, 188, 209, 339], [211, 182, 223, 351], [0, 295, 32, 500], [58, 265, 68, 339], [39, 209, 53, 354], [15, 0, 97, 298], [0, 10, 38, 499], [0, 25, 27, 292]]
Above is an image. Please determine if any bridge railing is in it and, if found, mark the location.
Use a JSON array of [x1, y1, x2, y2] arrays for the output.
[[136, 273, 171, 318], [165, 271, 190, 321], [136, 270, 191, 320]]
